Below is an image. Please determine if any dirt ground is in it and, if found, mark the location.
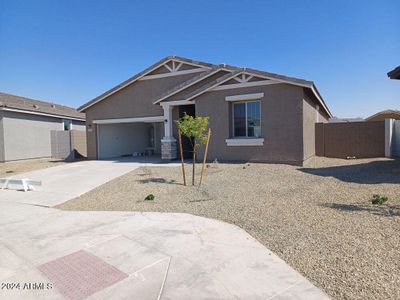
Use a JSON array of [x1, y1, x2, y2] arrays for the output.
[[0, 158, 67, 177], [59, 157, 400, 300]]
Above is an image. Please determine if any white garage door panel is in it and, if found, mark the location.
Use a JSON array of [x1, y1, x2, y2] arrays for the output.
[[98, 123, 149, 159]]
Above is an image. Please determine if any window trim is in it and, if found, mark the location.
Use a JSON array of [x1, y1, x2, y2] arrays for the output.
[[232, 100, 261, 138], [225, 92, 264, 102], [226, 138, 264, 146]]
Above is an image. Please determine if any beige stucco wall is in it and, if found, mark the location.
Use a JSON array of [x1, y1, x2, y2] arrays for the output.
[[302, 91, 329, 161], [195, 84, 305, 164], [2, 111, 62, 161], [84, 73, 197, 158], [83, 72, 330, 164], [0, 111, 85, 162]]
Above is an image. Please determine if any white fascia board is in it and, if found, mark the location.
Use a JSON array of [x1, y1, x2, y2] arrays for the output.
[[140, 68, 209, 81], [79, 61, 174, 112], [225, 138, 264, 146], [153, 68, 222, 104], [225, 93, 264, 102], [0, 107, 85, 121], [310, 85, 332, 118], [184, 72, 240, 101], [212, 80, 281, 91], [93, 115, 165, 124], [160, 100, 194, 107]]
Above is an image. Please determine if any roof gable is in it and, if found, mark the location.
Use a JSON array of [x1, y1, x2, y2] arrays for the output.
[[78, 56, 214, 111]]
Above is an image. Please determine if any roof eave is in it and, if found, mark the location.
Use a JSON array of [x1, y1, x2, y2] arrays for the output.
[[0, 106, 85, 121]]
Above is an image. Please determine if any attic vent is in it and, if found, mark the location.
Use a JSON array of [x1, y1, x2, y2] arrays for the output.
[[33, 104, 39, 109]]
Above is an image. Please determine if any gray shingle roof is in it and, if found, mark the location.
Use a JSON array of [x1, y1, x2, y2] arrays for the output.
[[388, 66, 400, 80], [366, 109, 400, 120], [0, 92, 85, 120], [78, 55, 332, 117]]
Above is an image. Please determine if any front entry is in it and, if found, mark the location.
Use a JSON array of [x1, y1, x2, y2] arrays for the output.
[[178, 105, 195, 159]]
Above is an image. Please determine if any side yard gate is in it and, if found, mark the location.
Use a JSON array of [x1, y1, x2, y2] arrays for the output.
[[315, 121, 385, 159]]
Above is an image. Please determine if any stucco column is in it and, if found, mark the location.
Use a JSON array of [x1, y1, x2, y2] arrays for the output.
[[385, 118, 394, 158], [161, 103, 177, 160]]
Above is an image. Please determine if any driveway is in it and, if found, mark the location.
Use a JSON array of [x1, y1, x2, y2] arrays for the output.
[[0, 158, 179, 207], [0, 159, 328, 299]]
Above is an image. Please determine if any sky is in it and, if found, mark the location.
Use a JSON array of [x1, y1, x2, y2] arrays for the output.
[[0, 0, 399, 118]]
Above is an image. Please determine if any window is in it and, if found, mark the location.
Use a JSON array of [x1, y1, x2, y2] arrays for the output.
[[233, 101, 261, 137], [63, 120, 72, 131]]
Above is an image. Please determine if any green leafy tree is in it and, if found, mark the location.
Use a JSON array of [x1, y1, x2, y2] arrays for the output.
[[176, 113, 209, 185]]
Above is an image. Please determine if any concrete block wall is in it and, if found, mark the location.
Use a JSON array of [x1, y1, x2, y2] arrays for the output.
[[51, 130, 87, 160], [51, 131, 71, 159], [316, 121, 385, 159]]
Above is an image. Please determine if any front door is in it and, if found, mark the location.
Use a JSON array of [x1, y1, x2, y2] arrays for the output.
[[178, 105, 195, 159]]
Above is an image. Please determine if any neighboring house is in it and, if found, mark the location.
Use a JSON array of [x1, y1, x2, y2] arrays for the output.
[[366, 110, 400, 122], [388, 66, 400, 80], [0, 92, 85, 162], [79, 56, 332, 165], [329, 117, 365, 123]]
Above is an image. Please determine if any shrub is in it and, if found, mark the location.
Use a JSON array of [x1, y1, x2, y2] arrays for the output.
[[144, 194, 155, 201], [371, 194, 388, 205]]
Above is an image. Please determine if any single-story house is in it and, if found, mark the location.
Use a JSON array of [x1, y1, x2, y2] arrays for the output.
[[366, 109, 400, 122], [388, 66, 400, 80], [79, 56, 332, 165], [0, 92, 85, 162]]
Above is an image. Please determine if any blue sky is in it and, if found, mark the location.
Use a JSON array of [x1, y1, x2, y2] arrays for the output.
[[0, 0, 399, 118]]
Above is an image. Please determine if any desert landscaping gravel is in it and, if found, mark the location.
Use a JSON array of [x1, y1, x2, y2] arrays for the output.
[[0, 158, 66, 177], [59, 157, 400, 300]]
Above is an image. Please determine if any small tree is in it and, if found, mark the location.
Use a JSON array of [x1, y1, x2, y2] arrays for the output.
[[176, 114, 209, 185]]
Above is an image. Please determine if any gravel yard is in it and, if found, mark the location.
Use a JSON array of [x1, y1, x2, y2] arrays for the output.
[[0, 158, 66, 177], [59, 157, 400, 300]]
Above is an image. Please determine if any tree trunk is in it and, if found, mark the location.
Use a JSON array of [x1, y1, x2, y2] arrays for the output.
[[192, 150, 196, 186], [178, 129, 186, 186]]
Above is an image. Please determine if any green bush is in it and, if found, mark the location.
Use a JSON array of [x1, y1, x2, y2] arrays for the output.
[[371, 194, 388, 205], [144, 194, 155, 201]]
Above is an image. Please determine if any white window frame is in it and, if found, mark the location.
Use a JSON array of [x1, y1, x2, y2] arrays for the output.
[[231, 100, 262, 138]]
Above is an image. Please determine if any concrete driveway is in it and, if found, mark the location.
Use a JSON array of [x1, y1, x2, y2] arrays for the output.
[[0, 158, 179, 206], [0, 159, 328, 299]]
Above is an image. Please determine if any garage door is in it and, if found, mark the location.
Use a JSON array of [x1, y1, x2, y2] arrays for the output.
[[97, 122, 162, 159]]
